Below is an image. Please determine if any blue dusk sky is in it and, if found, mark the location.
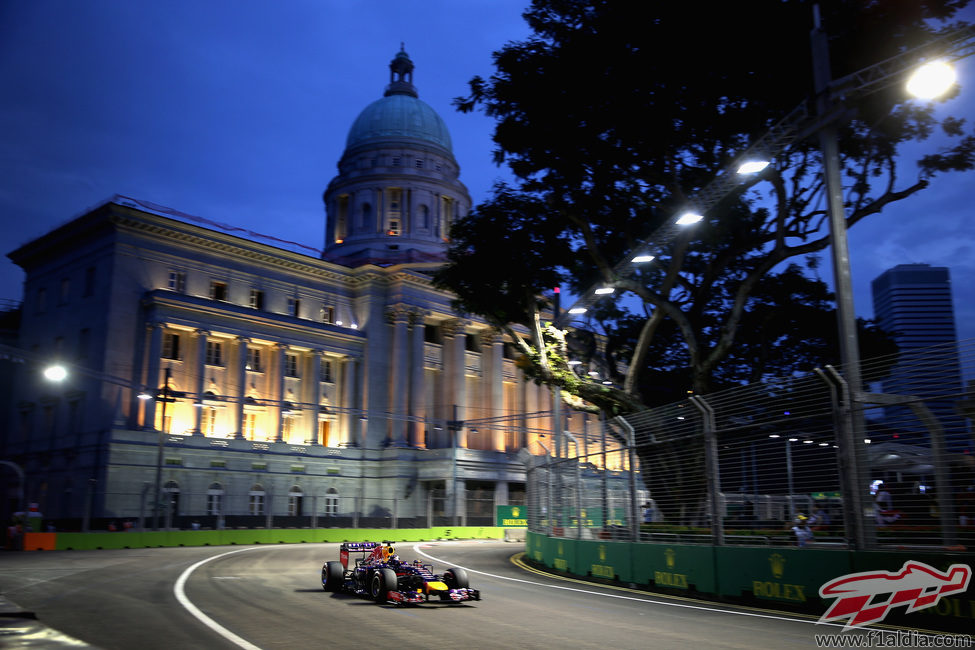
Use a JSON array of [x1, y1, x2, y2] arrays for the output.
[[1, 1, 974, 351]]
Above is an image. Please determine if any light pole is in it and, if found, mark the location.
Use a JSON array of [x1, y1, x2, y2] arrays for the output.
[[151, 367, 174, 531], [447, 405, 464, 527]]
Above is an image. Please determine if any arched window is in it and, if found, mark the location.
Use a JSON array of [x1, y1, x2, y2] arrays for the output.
[[207, 482, 224, 516], [288, 486, 304, 517], [324, 487, 339, 517], [249, 483, 265, 515], [359, 202, 372, 230]]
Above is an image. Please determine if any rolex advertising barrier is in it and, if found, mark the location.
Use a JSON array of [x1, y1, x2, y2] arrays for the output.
[[525, 531, 975, 633]]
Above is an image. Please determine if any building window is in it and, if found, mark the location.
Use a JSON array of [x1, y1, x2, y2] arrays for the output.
[[67, 399, 83, 434], [83, 266, 96, 297], [288, 486, 303, 516], [246, 348, 262, 372], [288, 298, 300, 318], [321, 360, 333, 383], [319, 419, 331, 446], [285, 354, 299, 378], [243, 413, 257, 439], [206, 341, 223, 366], [78, 328, 90, 360], [206, 483, 223, 516], [202, 407, 217, 435], [324, 488, 339, 516], [282, 414, 294, 438], [168, 271, 186, 293], [392, 156, 401, 167], [322, 305, 335, 324], [415, 158, 423, 169], [210, 281, 228, 301], [162, 333, 181, 360], [249, 289, 264, 310], [59, 278, 70, 304], [248, 485, 265, 516], [420, 204, 430, 229]]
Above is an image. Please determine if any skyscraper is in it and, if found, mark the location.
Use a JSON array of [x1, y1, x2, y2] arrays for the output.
[[870, 263, 969, 452]]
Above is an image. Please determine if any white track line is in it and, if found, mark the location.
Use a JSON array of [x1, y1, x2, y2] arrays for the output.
[[411, 542, 849, 630], [174, 547, 266, 650]]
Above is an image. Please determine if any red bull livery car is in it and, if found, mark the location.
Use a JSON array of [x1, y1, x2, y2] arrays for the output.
[[321, 541, 481, 605]]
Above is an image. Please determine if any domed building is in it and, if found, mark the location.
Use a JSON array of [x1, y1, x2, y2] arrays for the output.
[[323, 46, 470, 266], [2, 49, 614, 534]]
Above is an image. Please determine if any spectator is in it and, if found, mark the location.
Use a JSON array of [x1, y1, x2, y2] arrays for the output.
[[791, 514, 814, 548]]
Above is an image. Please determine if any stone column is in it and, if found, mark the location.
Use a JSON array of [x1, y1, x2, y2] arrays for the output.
[[480, 331, 505, 451], [275, 343, 288, 443], [143, 322, 164, 429], [307, 350, 322, 445], [192, 329, 209, 435], [341, 356, 358, 446], [387, 306, 410, 446], [409, 310, 428, 447], [235, 337, 249, 439], [442, 319, 467, 448]]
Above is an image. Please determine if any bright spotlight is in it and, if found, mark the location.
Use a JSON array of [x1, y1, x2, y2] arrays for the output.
[[736, 160, 769, 174], [43, 365, 67, 382], [594, 287, 615, 295], [568, 307, 587, 314], [906, 60, 956, 99], [676, 212, 703, 225], [631, 254, 655, 263]]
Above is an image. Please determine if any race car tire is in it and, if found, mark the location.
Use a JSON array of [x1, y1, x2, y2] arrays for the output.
[[371, 568, 397, 603], [443, 567, 469, 589], [322, 561, 344, 592]]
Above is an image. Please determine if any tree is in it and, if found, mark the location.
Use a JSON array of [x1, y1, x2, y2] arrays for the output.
[[436, 0, 974, 411]]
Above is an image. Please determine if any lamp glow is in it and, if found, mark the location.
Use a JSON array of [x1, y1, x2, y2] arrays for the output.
[[736, 160, 769, 174], [906, 60, 956, 99], [594, 287, 615, 295], [43, 365, 67, 382], [568, 307, 587, 314], [676, 212, 703, 225], [631, 254, 655, 263]]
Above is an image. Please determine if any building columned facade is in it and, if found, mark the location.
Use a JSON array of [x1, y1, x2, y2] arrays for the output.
[[2, 49, 613, 530]]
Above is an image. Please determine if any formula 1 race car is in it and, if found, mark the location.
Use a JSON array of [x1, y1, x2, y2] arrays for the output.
[[321, 541, 481, 605]]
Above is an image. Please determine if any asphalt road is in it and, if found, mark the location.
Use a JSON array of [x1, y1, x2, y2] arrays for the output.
[[0, 540, 865, 649]]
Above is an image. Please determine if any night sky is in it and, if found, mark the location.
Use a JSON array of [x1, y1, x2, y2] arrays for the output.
[[2, 2, 973, 366]]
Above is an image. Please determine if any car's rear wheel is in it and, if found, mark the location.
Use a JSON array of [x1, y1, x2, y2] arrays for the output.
[[322, 561, 344, 592], [371, 568, 397, 603], [443, 567, 469, 589]]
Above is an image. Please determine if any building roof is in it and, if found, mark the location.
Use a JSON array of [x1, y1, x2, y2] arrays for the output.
[[345, 48, 452, 153]]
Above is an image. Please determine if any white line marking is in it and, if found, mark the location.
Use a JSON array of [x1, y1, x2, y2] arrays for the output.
[[174, 547, 266, 650], [411, 542, 845, 630]]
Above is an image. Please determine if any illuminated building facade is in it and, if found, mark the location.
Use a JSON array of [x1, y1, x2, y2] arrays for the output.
[[2, 49, 610, 528]]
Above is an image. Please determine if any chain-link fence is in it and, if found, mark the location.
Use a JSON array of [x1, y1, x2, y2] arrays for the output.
[[526, 339, 975, 550]]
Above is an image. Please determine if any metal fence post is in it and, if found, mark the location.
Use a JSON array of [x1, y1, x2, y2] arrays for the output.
[[614, 417, 640, 541], [564, 431, 583, 539], [815, 366, 872, 549], [690, 396, 724, 545]]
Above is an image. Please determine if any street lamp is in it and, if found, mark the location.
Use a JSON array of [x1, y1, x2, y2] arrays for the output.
[[151, 367, 178, 530]]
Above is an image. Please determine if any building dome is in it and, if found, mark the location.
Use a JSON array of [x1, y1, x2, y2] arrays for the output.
[[346, 94, 452, 152], [322, 46, 470, 268]]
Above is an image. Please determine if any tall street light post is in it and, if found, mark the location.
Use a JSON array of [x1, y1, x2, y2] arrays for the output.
[[151, 367, 175, 531]]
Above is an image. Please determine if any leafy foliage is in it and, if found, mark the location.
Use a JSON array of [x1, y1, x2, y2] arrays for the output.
[[437, 0, 973, 415]]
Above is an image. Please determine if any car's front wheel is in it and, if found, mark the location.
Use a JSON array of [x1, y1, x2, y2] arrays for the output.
[[371, 568, 397, 603]]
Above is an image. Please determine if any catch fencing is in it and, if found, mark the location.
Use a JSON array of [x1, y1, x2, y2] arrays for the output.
[[526, 339, 975, 550]]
